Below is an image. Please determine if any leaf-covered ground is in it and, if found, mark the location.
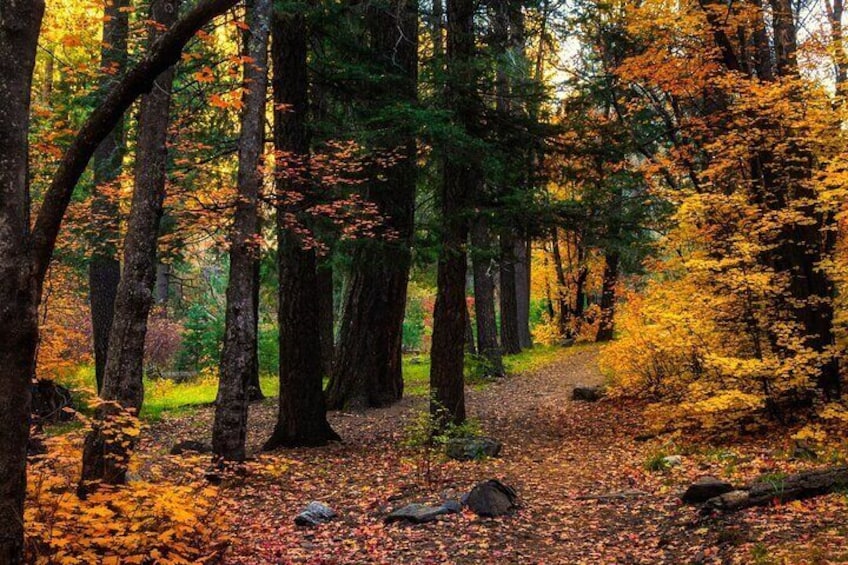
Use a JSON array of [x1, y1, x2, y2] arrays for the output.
[[146, 346, 848, 564]]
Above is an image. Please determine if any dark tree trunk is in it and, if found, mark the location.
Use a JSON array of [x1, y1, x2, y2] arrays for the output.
[[248, 258, 264, 400], [430, 0, 479, 428], [264, 4, 338, 449], [317, 260, 334, 378], [0, 2, 44, 560], [515, 237, 532, 348], [326, 0, 417, 410], [154, 262, 170, 304], [596, 251, 619, 342], [465, 300, 476, 355], [89, 0, 130, 393], [550, 229, 570, 338], [470, 216, 504, 376], [213, 0, 271, 462], [499, 231, 522, 354], [81, 0, 179, 487], [574, 264, 588, 319]]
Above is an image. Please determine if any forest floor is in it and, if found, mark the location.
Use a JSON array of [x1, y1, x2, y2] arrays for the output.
[[146, 346, 848, 564]]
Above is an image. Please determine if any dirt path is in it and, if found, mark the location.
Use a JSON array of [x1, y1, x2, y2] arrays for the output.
[[151, 346, 848, 564]]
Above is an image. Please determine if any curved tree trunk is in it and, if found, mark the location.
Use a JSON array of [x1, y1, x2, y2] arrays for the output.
[[81, 0, 179, 487], [326, 0, 417, 410], [213, 0, 271, 462], [264, 4, 338, 449], [89, 0, 129, 393]]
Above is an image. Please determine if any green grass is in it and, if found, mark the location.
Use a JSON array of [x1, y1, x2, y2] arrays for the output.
[[55, 345, 569, 423]]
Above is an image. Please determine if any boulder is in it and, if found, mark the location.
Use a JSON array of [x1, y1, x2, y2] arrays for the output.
[[463, 479, 517, 517], [31, 379, 74, 423], [294, 501, 337, 527], [661, 455, 683, 468], [572, 385, 603, 402], [445, 436, 502, 461], [681, 476, 734, 504], [170, 440, 212, 455], [384, 501, 461, 524]]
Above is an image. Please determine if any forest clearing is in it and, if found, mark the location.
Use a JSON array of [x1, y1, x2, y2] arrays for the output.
[[3, 0, 848, 562]]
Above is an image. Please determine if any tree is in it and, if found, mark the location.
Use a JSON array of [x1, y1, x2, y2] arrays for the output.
[[81, 0, 181, 488], [470, 213, 504, 376], [0, 0, 237, 558], [89, 0, 130, 393], [327, 0, 419, 410], [430, 0, 481, 428], [213, 0, 272, 462], [264, 2, 339, 449]]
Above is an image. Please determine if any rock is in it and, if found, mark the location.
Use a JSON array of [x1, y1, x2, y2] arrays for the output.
[[445, 436, 502, 461], [661, 455, 683, 468], [170, 440, 212, 455], [559, 338, 575, 347], [294, 501, 337, 527], [463, 479, 517, 517], [681, 476, 734, 504], [572, 385, 603, 402], [31, 379, 74, 423], [384, 501, 461, 524]]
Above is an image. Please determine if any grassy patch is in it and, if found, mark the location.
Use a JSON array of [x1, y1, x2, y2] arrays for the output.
[[54, 345, 571, 423]]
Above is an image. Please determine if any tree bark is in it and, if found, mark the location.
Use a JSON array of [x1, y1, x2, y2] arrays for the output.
[[81, 0, 179, 487], [550, 229, 571, 338], [213, 0, 271, 462], [515, 237, 532, 348], [430, 0, 479, 429], [0, 2, 45, 561], [465, 300, 477, 355], [89, 0, 130, 393], [701, 466, 848, 513], [326, 0, 417, 410], [264, 4, 338, 449], [596, 251, 619, 342], [317, 260, 334, 378], [499, 231, 522, 354], [470, 215, 504, 376]]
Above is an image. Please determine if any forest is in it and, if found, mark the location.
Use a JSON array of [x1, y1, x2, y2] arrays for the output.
[[1, 0, 848, 562]]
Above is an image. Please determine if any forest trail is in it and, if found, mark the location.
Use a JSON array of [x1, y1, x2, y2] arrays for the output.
[[152, 346, 844, 564]]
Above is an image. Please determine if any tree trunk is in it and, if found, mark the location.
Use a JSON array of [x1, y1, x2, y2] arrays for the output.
[[515, 237, 532, 348], [317, 260, 334, 378], [264, 4, 338, 449], [89, 0, 130, 393], [248, 258, 264, 400], [154, 262, 170, 304], [596, 251, 619, 342], [0, 2, 45, 560], [499, 231, 522, 354], [470, 215, 504, 376], [430, 0, 479, 429], [550, 229, 570, 338], [465, 300, 476, 355], [81, 0, 179, 487], [326, 0, 417, 410], [213, 0, 271, 462]]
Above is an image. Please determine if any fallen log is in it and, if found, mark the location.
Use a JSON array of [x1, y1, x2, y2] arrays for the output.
[[701, 466, 848, 514]]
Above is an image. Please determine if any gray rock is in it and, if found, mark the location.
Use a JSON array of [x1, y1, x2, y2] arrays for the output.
[[681, 476, 734, 504], [572, 385, 603, 402], [170, 440, 212, 455], [295, 501, 337, 527], [384, 501, 461, 524], [463, 479, 517, 517], [445, 436, 502, 461], [661, 455, 683, 468]]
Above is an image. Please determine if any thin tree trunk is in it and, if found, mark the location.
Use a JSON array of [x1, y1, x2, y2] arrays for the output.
[[550, 228, 570, 338], [499, 231, 522, 354], [154, 262, 170, 304], [430, 0, 479, 429], [465, 300, 476, 355], [248, 257, 263, 400], [0, 1, 45, 560], [264, 4, 338, 448], [515, 237, 532, 348], [596, 251, 619, 342], [470, 215, 504, 376], [81, 0, 179, 487], [317, 260, 334, 378], [326, 0, 417, 410], [213, 0, 271, 462], [89, 0, 130, 393]]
